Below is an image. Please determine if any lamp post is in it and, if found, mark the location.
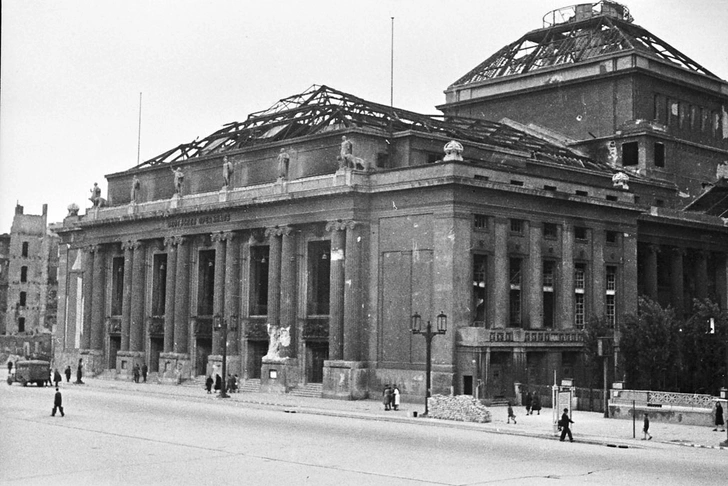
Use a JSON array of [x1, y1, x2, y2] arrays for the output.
[[597, 336, 611, 418], [411, 311, 447, 416], [214, 313, 237, 399]]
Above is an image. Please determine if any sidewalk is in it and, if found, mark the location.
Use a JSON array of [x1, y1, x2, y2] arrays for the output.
[[43, 375, 728, 451]]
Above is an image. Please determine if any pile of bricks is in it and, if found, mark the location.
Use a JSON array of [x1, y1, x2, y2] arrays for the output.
[[428, 394, 492, 423]]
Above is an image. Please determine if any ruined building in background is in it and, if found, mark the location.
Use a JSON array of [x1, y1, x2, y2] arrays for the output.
[[52, 2, 727, 402], [1, 204, 58, 361]]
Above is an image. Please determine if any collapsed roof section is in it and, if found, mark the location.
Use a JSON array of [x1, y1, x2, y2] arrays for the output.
[[134, 85, 610, 173], [683, 178, 728, 218], [450, 1, 717, 88]]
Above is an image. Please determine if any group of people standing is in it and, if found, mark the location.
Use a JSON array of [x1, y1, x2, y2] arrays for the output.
[[382, 384, 400, 411], [523, 391, 542, 415], [205, 373, 240, 394], [131, 363, 148, 383]]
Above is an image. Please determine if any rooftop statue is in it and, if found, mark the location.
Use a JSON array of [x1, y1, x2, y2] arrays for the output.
[[130, 175, 141, 202], [443, 140, 464, 162], [277, 148, 290, 180], [338, 135, 354, 170], [222, 156, 233, 188], [171, 167, 184, 195], [89, 182, 106, 208]]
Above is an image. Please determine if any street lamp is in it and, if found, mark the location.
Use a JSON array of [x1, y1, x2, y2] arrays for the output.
[[214, 313, 237, 399], [411, 311, 447, 416]]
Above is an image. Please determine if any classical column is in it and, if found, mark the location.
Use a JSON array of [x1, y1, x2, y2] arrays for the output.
[[211, 232, 227, 355], [173, 237, 189, 354], [120, 240, 134, 351], [81, 246, 94, 350], [130, 240, 145, 352], [327, 221, 346, 360], [265, 227, 283, 328], [695, 250, 709, 300], [645, 244, 659, 300], [528, 223, 543, 329], [279, 226, 297, 359], [592, 228, 605, 320], [559, 223, 574, 329], [493, 218, 509, 329], [90, 245, 106, 350], [671, 247, 685, 319], [223, 232, 239, 356], [343, 221, 363, 361], [163, 237, 177, 353]]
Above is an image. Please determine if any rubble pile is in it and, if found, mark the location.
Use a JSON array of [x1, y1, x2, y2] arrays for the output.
[[428, 394, 492, 423]]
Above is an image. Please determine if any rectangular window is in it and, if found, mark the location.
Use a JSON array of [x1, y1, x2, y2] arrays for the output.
[[606, 195, 618, 202], [653, 94, 665, 123], [574, 226, 588, 241], [19, 291, 27, 307], [22, 242, 29, 258], [250, 246, 269, 316], [690, 105, 698, 130], [510, 180, 524, 187], [544, 185, 557, 192], [622, 142, 638, 166], [509, 258, 522, 327], [111, 256, 124, 316], [474, 214, 488, 231], [152, 253, 167, 316], [510, 219, 524, 235], [473, 254, 487, 326], [668, 99, 679, 126], [654, 142, 665, 167], [308, 241, 331, 315], [606, 231, 618, 244], [20, 266, 28, 283], [543, 261, 555, 328], [701, 108, 710, 132], [606, 266, 616, 328], [575, 263, 586, 329], [713, 112, 722, 138], [18, 317, 25, 333], [575, 190, 588, 197], [543, 223, 558, 239], [197, 250, 215, 317]]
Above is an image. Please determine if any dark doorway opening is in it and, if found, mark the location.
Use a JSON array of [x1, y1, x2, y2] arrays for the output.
[[149, 337, 163, 373], [463, 375, 473, 395], [196, 338, 212, 377], [109, 336, 121, 369], [306, 342, 328, 383], [248, 341, 267, 379]]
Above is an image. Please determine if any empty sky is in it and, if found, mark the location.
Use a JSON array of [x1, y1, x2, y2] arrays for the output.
[[1, 0, 726, 232]]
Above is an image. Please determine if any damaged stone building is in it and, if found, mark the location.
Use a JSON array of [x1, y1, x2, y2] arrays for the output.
[[53, 2, 728, 402]]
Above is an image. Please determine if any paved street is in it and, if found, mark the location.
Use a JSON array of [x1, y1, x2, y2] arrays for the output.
[[1, 378, 726, 485]]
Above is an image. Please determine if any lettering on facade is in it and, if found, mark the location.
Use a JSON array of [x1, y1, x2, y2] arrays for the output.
[[167, 213, 231, 229]]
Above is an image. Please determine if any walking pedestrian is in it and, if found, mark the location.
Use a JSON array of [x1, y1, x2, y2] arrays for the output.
[[531, 393, 542, 415], [7, 360, 13, 376], [132, 364, 140, 383], [714, 401, 725, 432], [507, 402, 517, 424], [383, 384, 392, 411], [524, 391, 533, 415], [642, 413, 653, 440], [75, 359, 84, 384], [51, 388, 65, 417], [53, 368, 62, 388], [393, 385, 401, 411], [214, 373, 222, 392], [141, 363, 148, 383], [559, 408, 574, 442], [205, 375, 213, 394], [64, 365, 72, 383]]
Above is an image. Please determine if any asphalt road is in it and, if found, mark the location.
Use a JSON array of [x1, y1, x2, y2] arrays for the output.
[[1, 383, 725, 485]]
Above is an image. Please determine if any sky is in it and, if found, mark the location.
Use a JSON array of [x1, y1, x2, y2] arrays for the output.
[[1, 0, 727, 232]]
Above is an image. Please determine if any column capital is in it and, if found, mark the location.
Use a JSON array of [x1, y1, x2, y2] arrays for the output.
[[264, 225, 292, 238], [211, 231, 226, 243], [222, 230, 235, 241], [671, 246, 686, 257], [648, 244, 661, 255], [121, 240, 135, 252], [163, 236, 176, 248], [174, 236, 187, 246], [325, 220, 348, 232]]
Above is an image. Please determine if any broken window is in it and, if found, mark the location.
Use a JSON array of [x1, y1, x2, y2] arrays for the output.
[[250, 246, 269, 316], [622, 142, 638, 166], [307, 241, 331, 315], [654, 142, 665, 167]]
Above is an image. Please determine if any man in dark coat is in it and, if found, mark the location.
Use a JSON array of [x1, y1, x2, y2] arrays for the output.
[[559, 408, 574, 442], [53, 368, 62, 388], [214, 374, 222, 391], [714, 402, 725, 432], [64, 366, 72, 382], [141, 364, 148, 383], [52, 388, 65, 417], [532, 394, 542, 415], [75, 359, 84, 384], [205, 375, 213, 394], [524, 391, 533, 415]]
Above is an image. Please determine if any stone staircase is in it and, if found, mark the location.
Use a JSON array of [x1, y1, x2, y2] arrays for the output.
[[239, 378, 260, 393], [288, 383, 323, 398]]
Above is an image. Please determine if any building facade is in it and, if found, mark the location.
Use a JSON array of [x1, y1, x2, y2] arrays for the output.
[[53, 3, 728, 401]]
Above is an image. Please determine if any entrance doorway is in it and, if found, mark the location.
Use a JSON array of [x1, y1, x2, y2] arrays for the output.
[[248, 341, 267, 379], [149, 337, 163, 373], [196, 338, 212, 377], [109, 336, 120, 369], [306, 342, 328, 384]]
